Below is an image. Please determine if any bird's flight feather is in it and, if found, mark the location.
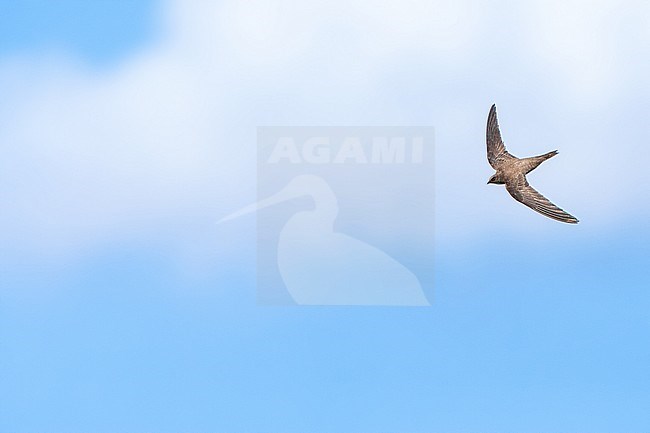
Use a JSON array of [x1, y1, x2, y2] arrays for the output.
[[486, 104, 515, 169], [506, 174, 579, 224]]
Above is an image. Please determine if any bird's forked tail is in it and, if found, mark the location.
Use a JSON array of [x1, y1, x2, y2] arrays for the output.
[[522, 150, 558, 174], [541, 150, 559, 160]]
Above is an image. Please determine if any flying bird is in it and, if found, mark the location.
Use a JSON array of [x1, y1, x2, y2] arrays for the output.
[[486, 104, 579, 224]]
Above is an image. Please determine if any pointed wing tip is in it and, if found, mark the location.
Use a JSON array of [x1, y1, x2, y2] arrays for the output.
[[541, 213, 579, 224], [556, 214, 579, 224], [488, 104, 499, 123], [564, 212, 579, 224], [543, 214, 579, 224]]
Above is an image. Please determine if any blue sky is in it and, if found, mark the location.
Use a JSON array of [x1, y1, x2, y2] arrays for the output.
[[0, 1, 157, 65], [1, 1, 649, 432]]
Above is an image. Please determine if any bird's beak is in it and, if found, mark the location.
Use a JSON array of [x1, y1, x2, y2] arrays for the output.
[[217, 184, 298, 224], [487, 180, 491, 184]]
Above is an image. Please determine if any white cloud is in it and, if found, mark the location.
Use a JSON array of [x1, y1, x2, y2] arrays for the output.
[[0, 0, 647, 264], [525, 0, 650, 106]]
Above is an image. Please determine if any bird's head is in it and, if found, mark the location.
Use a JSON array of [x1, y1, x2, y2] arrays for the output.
[[487, 174, 504, 185]]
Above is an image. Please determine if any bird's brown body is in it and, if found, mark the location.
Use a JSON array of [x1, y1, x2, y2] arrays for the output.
[[486, 104, 579, 224]]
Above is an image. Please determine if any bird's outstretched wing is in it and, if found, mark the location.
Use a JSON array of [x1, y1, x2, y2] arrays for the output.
[[505, 174, 579, 224], [487, 104, 515, 169]]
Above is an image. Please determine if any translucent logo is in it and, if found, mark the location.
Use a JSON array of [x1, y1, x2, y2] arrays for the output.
[[220, 127, 435, 306]]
